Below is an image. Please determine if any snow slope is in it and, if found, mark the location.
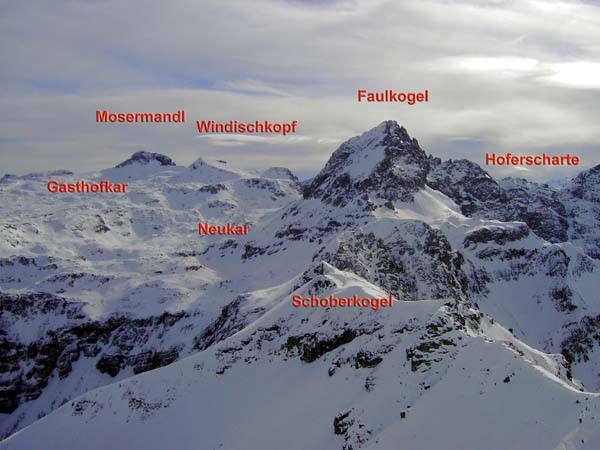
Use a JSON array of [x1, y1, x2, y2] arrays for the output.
[[1, 123, 600, 449], [2, 266, 599, 450]]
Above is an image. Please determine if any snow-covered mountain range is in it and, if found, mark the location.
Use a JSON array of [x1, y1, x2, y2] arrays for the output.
[[1, 121, 599, 449]]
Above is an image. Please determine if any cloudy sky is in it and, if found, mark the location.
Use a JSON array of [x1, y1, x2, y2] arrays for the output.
[[1, 0, 600, 181]]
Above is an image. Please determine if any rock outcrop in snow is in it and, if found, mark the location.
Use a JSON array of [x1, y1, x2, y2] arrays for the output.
[[115, 151, 176, 168]]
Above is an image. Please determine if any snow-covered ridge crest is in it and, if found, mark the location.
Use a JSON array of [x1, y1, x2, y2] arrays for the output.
[[2, 266, 598, 450]]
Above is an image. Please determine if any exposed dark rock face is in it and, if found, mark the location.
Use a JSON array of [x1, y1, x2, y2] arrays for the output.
[[562, 314, 600, 366], [243, 178, 290, 198], [95, 354, 126, 377], [0, 291, 187, 416], [569, 164, 600, 203], [463, 224, 530, 248], [129, 348, 181, 374], [354, 350, 383, 368], [284, 329, 359, 363], [317, 222, 467, 301], [305, 121, 429, 205], [563, 164, 600, 259], [427, 157, 506, 217], [499, 177, 568, 243], [198, 183, 227, 194], [116, 151, 176, 168], [406, 313, 462, 373], [193, 295, 265, 351], [427, 158, 568, 243], [262, 167, 302, 192]]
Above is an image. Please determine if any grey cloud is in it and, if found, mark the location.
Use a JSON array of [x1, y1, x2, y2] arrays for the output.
[[0, 0, 599, 182]]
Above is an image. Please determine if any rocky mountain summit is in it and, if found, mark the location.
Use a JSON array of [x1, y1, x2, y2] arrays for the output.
[[428, 157, 569, 243], [305, 121, 429, 206], [564, 164, 600, 259], [115, 151, 176, 168], [1, 121, 599, 449]]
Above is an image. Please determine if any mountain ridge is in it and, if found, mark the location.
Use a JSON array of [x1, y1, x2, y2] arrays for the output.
[[1, 121, 599, 449]]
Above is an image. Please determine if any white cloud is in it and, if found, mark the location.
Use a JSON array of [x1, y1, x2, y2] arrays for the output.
[[540, 62, 600, 89], [317, 137, 343, 145], [213, 79, 292, 97], [426, 56, 540, 79], [196, 134, 312, 146]]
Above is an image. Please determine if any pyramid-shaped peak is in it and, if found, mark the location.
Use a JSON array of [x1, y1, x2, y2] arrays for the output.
[[261, 167, 299, 181], [568, 163, 600, 201], [189, 157, 208, 170], [571, 163, 600, 186], [189, 157, 237, 174], [188, 156, 250, 184], [346, 120, 415, 152], [304, 121, 429, 205], [115, 151, 176, 168], [374, 120, 411, 138]]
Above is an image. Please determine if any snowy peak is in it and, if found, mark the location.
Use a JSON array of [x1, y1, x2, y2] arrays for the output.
[[427, 157, 505, 215], [562, 163, 600, 258], [320, 120, 427, 182], [261, 167, 299, 182], [261, 167, 301, 192], [189, 157, 243, 175], [426, 158, 572, 243], [189, 157, 219, 170], [189, 157, 249, 183], [568, 163, 600, 202], [304, 121, 429, 206], [376, 119, 418, 147], [115, 151, 176, 168]]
